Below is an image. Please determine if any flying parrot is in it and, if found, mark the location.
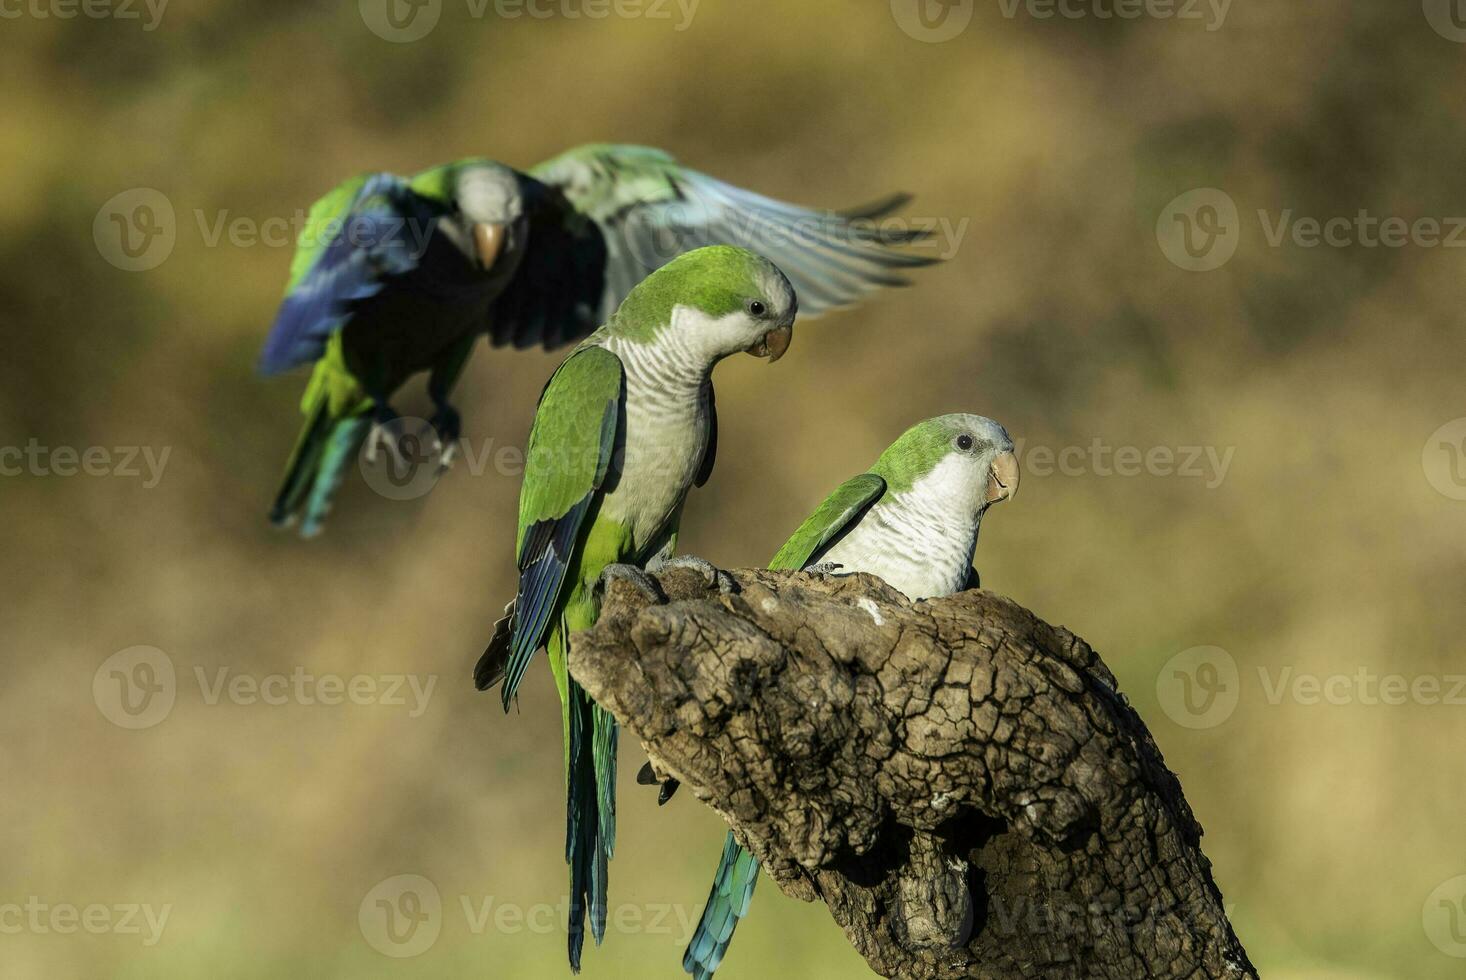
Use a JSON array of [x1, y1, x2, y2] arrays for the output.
[[680, 413, 1020, 980], [258, 144, 937, 536], [472, 245, 799, 971]]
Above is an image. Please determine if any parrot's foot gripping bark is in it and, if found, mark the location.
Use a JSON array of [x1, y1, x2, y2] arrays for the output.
[[596, 564, 664, 604], [650, 554, 738, 595], [429, 401, 462, 470], [635, 761, 681, 805], [803, 561, 845, 576]]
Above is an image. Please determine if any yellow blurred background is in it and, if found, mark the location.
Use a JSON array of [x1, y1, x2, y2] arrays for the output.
[[5, 2, 1466, 977]]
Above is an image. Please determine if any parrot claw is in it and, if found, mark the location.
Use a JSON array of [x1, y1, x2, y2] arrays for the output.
[[364, 407, 411, 470], [651, 554, 737, 595], [430, 404, 462, 471], [804, 561, 845, 576], [597, 564, 663, 604], [636, 761, 680, 805]]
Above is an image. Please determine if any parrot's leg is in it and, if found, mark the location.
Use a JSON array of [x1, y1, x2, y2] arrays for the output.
[[650, 553, 737, 595], [595, 563, 663, 604], [362, 401, 412, 469], [427, 335, 476, 469], [804, 561, 846, 576]]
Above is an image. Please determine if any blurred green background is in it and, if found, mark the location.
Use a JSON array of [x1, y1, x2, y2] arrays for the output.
[[5, 1, 1466, 977]]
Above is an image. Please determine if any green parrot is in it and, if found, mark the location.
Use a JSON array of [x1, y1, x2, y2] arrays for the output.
[[260, 144, 935, 536], [473, 245, 799, 972], [679, 414, 1020, 980]]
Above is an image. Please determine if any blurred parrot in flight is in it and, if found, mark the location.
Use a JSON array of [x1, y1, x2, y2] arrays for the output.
[[678, 414, 1020, 980], [258, 144, 938, 536], [472, 245, 799, 971]]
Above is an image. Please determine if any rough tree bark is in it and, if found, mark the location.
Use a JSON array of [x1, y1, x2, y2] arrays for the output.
[[569, 567, 1256, 980]]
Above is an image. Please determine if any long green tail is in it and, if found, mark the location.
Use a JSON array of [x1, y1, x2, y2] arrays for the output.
[[269, 402, 370, 538], [683, 833, 760, 979], [566, 679, 618, 972]]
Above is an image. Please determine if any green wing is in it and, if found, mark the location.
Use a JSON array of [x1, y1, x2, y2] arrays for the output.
[[769, 472, 886, 571], [284, 174, 373, 294], [487, 144, 937, 350], [500, 344, 625, 706]]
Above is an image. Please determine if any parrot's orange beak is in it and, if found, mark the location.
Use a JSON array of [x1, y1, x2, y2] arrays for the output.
[[747, 324, 792, 363], [987, 451, 1020, 503], [473, 222, 506, 270]]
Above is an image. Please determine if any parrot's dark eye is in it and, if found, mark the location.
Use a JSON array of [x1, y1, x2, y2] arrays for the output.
[[956, 434, 974, 451], [747, 300, 767, 317]]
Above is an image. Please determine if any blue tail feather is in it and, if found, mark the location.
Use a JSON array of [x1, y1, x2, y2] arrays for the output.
[[270, 406, 370, 538], [566, 681, 617, 972], [683, 833, 760, 979]]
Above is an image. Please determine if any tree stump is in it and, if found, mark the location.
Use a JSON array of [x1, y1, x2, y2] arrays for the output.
[[569, 567, 1256, 980]]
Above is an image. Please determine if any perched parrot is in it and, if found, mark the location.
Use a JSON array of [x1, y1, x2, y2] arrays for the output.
[[680, 413, 1020, 980], [472, 245, 799, 971], [259, 144, 936, 536]]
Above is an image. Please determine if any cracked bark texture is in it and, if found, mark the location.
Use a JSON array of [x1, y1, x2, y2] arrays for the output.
[[569, 568, 1256, 980]]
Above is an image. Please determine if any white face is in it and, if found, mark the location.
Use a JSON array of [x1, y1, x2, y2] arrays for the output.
[[666, 265, 798, 363], [920, 416, 1019, 520], [455, 165, 523, 226]]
